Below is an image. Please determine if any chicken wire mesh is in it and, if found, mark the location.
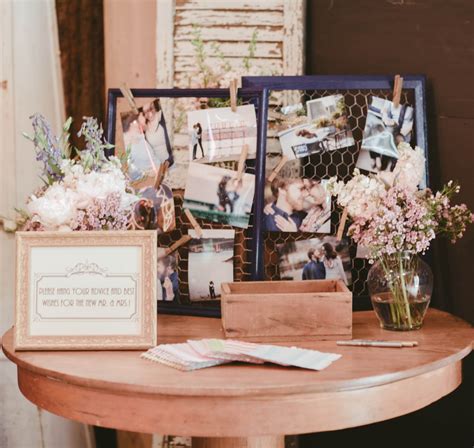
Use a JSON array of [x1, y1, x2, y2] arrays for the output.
[[262, 88, 416, 300], [107, 90, 260, 314]]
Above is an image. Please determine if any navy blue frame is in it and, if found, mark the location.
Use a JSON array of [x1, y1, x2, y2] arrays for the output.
[[242, 75, 429, 308], [106, 87, 266, 317]]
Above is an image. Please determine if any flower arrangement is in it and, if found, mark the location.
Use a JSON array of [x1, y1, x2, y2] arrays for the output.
[[328, 143, 473, 260], [328, 143, 473, 330], [5, 114, 137, 232]]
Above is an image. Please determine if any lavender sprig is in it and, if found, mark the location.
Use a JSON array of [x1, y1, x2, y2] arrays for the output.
[[23, 113, 64, 184], [77, 116, 114, 171]]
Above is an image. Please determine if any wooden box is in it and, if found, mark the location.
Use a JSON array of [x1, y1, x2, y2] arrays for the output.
[[221, 280, 352, 342]]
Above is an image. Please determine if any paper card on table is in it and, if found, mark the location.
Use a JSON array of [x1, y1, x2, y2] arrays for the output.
[[141, 343, 229, 371], [245, 345, 342, 371]]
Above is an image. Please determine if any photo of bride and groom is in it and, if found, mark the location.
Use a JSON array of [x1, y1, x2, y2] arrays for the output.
[[120, 98, 174, 186], [263, 177, 331, 233], [277, 236, 351, 286]]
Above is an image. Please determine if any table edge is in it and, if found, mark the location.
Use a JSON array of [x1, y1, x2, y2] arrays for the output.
[[2, 328, 472, 397]]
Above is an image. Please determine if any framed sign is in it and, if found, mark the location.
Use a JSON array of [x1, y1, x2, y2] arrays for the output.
[[15, 231, 157, 350]]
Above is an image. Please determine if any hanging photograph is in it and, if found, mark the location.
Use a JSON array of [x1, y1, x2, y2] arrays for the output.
[[187, 104, 257, 163], [187, 229, 235, 302], [156, 252, 180, 302], [277, 236, 351, 285], [131, 182, 176, 232], [263, 177, 331, 233], [356, 96, 414, 173], [183, 162, 255, 229], [278, 95, 354, 160], [120, 98, 174, 188]]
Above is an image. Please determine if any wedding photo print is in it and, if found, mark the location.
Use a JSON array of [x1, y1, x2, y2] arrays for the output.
[[130, 182, 175, 233], [183, 163, 255, 228], [277, 237, 351, 285], [356, 96, 414, 173], [263, 177, 331, 233], [187, 104, 257, 163], [187, 229, 234, 302], [156, 253, 180, 302], [278, 94, 354, 160], [120, 98, 173, 187]]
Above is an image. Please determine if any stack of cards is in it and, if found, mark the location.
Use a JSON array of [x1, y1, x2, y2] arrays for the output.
[[141, 339, 341, 372]]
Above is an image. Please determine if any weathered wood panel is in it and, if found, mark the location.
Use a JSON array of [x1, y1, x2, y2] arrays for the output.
[[175, 0, 284, 10], [174, 25, 284, 42], [175, 9, 284, 26], [158, 0, 305, 91], [174, 40, 283, 58], [174, 56, 283, 73]]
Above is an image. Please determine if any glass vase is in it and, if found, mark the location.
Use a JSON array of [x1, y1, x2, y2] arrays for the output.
[[367, 252, 433, 331]]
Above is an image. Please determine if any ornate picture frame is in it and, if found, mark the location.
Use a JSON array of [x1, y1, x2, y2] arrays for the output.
[[15, 230, 157, 350]]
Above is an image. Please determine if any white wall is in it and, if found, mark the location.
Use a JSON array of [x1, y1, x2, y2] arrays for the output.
[[0, 1, 87, 447]]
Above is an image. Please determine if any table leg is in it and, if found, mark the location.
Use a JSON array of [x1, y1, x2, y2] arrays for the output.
[[192, 436, 285, 448]]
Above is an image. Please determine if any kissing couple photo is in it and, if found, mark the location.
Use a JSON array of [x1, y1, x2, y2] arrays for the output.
[[120, 98, 174, 186], [263, 177, 331, 233]]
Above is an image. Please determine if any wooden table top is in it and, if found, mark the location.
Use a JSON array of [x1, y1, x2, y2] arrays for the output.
[[2, 309, 473, 437]]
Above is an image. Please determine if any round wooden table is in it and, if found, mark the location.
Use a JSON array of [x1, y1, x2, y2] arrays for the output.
[[2, 309, 473, 448]]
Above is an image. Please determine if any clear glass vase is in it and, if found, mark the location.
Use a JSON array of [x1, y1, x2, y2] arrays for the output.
[[367, 252, 433, 331]]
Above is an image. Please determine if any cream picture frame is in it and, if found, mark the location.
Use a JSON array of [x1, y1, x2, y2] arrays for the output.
[[15, 231, 157, 350]]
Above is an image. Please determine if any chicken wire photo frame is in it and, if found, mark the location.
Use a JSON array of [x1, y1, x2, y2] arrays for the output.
[[242, 75, 429, 309], [106, 87, 266, 317]]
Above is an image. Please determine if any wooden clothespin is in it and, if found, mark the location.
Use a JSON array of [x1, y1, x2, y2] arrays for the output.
[[164, 235, 192, 256], [154, 160, 170, 190], [392, 74, 404, 108], [120, 83, 139, 114], [229, 79, 238, 113], [184, 208, 203, 238], [336, 207, 348, 241], [267, 156, 288, 182], [235, 144, 249, 183]]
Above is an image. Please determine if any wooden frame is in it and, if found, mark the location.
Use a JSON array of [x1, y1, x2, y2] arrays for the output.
[[15, 231, 157, 350], [106, 87, 266, 317]]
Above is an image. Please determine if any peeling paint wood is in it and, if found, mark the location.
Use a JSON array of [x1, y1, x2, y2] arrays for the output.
[[174, 25, 284, 42], [175, 0, 284, 10], [282, 0, 306, 104], [174, 56, 283, 73], [175, 9, 284, 26], [157, 0, 305, 92], [174, 40, 282, 58]]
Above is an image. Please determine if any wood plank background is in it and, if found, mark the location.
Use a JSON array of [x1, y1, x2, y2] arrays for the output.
[[161, 0, 305, 88]]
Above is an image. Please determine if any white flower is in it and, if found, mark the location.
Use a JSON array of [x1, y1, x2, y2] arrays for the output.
[[332, 170, 387, 220], [75, 167, 137, 211], [27, 184, 78, 230], [392, 144, 425, 192]]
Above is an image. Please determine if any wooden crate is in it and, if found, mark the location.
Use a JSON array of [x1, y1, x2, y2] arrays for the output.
[[221, 280, 352, 342]]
